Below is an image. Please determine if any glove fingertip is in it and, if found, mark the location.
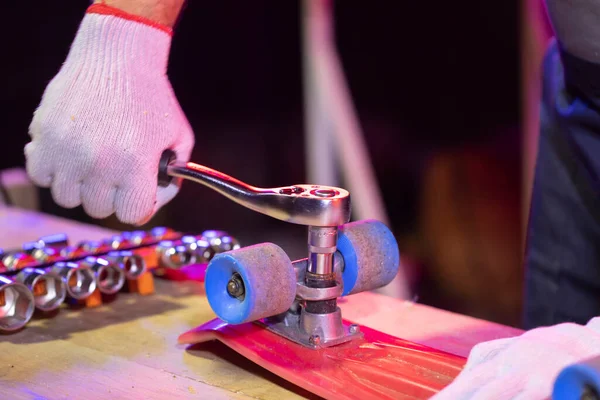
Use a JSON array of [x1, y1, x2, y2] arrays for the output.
[[24, 143, 54, 188], [114, 185, 157, 226]]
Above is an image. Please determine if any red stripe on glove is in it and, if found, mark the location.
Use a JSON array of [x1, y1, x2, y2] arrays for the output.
[[87, 3, 173, 36]]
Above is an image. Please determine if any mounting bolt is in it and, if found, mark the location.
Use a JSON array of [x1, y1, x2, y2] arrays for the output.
[[226, 273, 245, 299], [309, 335, 321, 346], [349, 324, 360, 334], [582, 384, 600, 400]]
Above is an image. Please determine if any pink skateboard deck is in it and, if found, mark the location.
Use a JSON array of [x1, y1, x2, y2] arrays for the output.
[[179, 318, 466, 399]]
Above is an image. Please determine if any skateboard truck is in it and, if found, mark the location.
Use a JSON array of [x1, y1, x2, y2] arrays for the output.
[[159, 149, 399, 349]]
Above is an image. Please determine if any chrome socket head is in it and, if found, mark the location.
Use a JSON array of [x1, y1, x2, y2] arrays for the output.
[[2, 252, 33, 271], [129, 230, 148, 246], [22, 239, 60, 262], [76, 240, 104, 253], [0, 276, 35, 332], [150, 226, 170, 240], [49, 261, 97, 300], [181, 236, 215, 263], [15, 268, 67, 312], [80, 257, 125, 295], [218, 235, 241, 252], [156, 240, 196, 269], [120, 231, 147, 246], [58, 246, 79, 258], [36, 233, 69, 250], [104, 235, 129, 250], [201, 230, 241, 253], [30, 247, 58, 263], [104, 251, 146, 280]]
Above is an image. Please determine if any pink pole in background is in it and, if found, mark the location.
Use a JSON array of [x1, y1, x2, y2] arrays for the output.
[[521, 0, 551, 247]]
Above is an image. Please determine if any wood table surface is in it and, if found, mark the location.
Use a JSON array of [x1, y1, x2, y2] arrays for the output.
[[0, 207, 524, 399]]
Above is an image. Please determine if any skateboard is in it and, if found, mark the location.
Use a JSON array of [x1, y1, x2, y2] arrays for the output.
[[157, 150, 468, 399]]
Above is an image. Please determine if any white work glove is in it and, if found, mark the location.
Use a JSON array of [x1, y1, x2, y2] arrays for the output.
[[432, 317, 600, 399], [25, 5, 194, 225]]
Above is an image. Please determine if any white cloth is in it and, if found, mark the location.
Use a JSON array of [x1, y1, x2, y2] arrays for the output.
[[25, 10, 194, 225], [432, 317, 600, 399]]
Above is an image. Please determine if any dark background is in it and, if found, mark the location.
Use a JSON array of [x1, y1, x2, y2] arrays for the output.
[[0, 1, 523, 325]]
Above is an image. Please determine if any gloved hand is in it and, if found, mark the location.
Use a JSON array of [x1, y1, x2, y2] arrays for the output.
[[25, 4, 194, 225], [432, 317, 600, 399]]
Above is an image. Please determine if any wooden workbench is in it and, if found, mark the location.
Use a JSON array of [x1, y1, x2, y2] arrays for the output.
[[0, 207, 524, 399]]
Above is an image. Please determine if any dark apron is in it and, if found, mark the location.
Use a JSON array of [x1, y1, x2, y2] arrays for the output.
[[524, 39, 600, 329]]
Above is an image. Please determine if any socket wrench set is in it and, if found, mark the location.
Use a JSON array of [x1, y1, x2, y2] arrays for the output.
[[0, 227, 240, 333]]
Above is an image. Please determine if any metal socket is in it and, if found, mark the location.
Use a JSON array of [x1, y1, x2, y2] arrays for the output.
[[181, 236, 214, 263], [30, 247, 58, 263], [218, 235, 241, 252], [15, 268, 67, 312], [59, 246, 78, 258], [150, 226, 169, 239], [2, 252, 33, 271], [77, 240, 103, 253], [37, 233, 69, 249], [0, 276, 35, 332], [80, 257, 125, 295], [104, 235, 128, 250], [201, 230, 241, 253], [156, 240, 196, 269], [129, 230, 147, 246], [49, 261, 97, 300], [120, 231, 147, 246], [104, 251, 146, 279], [202, 230, 228, 245]]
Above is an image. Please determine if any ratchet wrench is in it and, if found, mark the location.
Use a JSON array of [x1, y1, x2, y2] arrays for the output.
[[158, 149, 351, 227]]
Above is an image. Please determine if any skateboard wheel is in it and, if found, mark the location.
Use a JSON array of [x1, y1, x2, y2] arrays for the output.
[[553, 356, 600, 399], [336, 219, 400, 296], [205, 243, 296, 324]]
